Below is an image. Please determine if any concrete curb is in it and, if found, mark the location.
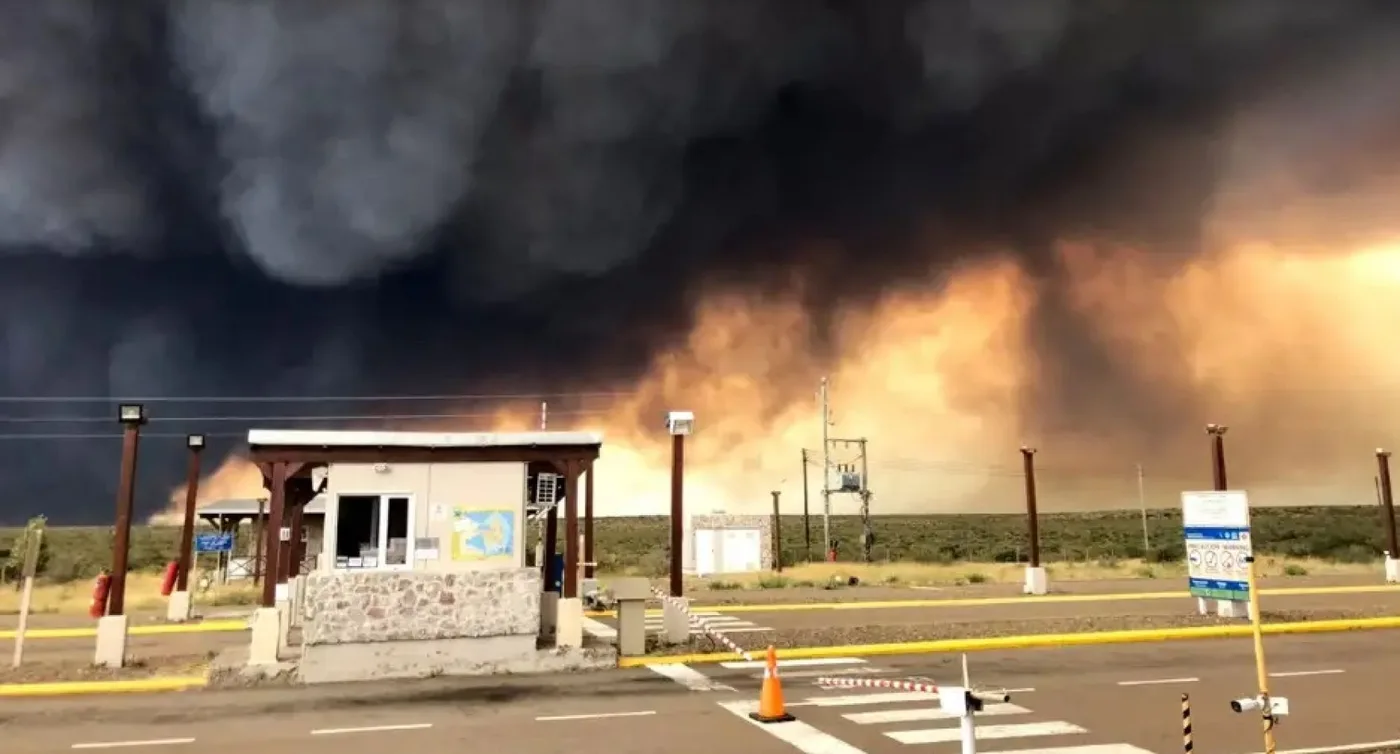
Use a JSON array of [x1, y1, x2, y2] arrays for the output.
[[587, 584, 1400, 618], [0, 618, 248, 641], [617, 614, 1400, 667], [0, 675, 209, 697]]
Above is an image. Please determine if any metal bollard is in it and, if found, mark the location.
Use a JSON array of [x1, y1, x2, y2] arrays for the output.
[[1182, 693, 1193, 754]]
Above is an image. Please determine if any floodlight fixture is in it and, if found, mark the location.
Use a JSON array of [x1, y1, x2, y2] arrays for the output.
[[666, 410, 695, 437]]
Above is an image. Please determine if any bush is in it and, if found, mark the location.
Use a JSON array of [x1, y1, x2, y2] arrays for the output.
[[1282, 564, 1308, 577], [1, 505, 1388, 584]]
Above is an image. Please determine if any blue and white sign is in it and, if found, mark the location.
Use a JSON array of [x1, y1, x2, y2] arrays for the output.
[[1182, 490, 1252, 601], [194, 533, 234, 553]]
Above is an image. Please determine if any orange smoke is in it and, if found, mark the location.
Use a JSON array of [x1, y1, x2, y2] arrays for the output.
[[164, 235, 1400, 519]]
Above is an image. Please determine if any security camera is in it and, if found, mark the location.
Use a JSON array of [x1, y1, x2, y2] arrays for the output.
[[1231, 697, 1264, 713], [666, 410, 695, 436]]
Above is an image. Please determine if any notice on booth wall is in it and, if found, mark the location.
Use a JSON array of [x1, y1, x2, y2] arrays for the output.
[[1181, 490, 1252, 602], [415, 537, 440, 560]]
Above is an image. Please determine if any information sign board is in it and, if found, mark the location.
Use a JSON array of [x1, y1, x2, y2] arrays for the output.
[[194, 533, 234, 553], [1182, 490, 1251, 601]]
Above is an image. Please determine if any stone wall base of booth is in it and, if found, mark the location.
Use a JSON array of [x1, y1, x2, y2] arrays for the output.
[[297, 634, 615, 684]]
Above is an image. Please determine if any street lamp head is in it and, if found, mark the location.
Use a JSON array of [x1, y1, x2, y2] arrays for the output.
[[117, 403, 146, 424], [666, 410, 695, 437], [1379, 448, 1391, 458], [187, 433, 206, 450], [1206, 423, 1228, 435], [1020, 445, 1037, 455]]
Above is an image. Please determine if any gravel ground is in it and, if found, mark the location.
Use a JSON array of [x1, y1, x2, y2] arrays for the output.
[[646, 607, 1389, 656], [0, 654, 211, 684]]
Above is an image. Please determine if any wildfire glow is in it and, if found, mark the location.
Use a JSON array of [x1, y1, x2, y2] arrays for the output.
[[164, 238, 1400, 520]]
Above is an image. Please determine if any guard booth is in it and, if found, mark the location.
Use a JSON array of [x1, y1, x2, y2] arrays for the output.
[[242, 429, 606, 682]]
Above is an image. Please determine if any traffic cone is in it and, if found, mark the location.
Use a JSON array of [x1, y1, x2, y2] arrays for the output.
[[749, 645, 796, 723]]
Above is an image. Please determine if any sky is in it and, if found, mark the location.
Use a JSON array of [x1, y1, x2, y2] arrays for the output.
[[4, 1, 1400, 524]]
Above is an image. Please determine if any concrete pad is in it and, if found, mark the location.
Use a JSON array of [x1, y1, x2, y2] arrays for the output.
[[663, 597, 690, 644], [1023, 565, 1048, 595], [247, 607, 281, 665], [166, 590, 192, 623], [556, 597, 583, 649], [1387, 555, 1399, 583], [93, 615, 128, 668], [541, 592, 559, 635]]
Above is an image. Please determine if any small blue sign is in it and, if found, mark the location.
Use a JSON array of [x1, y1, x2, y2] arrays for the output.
[[194, 533, 234, 553]]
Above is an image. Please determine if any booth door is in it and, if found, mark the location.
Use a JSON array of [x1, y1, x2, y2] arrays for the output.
[[719, 528, 762, 573], [694, 529, 719, 576]]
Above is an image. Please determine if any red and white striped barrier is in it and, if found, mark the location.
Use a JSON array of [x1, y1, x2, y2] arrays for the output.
[[814, 676, 940, 694], [652, 587, 754, 662]]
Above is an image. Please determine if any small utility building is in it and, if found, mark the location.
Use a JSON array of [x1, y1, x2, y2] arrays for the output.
[[243, 428, 604, 682]]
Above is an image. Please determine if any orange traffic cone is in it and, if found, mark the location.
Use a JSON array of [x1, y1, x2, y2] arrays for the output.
[[749, 645, 796, 723]]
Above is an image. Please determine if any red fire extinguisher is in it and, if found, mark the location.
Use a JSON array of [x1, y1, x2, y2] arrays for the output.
[[160, 561, 180, 596], [89, 571, 112, 619]]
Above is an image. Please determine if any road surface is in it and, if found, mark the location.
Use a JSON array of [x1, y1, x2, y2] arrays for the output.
[[589, 582, 1400, 637], [7, 629, 1400, 754]]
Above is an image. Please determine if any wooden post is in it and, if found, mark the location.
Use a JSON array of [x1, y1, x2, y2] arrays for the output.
[[11, 529, 43, 668]]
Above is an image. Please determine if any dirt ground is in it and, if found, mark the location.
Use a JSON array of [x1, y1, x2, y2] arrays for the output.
[[0, 653, 211, 684]]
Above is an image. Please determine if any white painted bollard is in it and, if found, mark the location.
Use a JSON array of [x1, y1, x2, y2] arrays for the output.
[[1022, 565, 1048, 595], [1195, 597, 1211, 616], [1385, 553, 1400, 584]]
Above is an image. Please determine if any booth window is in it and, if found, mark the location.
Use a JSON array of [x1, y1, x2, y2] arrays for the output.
[[334, 495, 414, 570]]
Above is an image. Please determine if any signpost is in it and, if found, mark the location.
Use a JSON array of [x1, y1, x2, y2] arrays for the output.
[[11, 528, 44, 668], [195, 533, 234, 554], [1182, 490, 1252, 615]]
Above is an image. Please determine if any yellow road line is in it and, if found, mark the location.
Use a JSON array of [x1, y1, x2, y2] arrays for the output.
[[585, 584, 1400, 618], [617, 614, 1400, 667], [0, 674, 208, 697], [0, 619, 248, 641]]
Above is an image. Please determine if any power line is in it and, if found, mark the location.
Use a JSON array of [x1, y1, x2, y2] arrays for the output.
[[0, 390, 638, 404], [0, 409, 612, 424]]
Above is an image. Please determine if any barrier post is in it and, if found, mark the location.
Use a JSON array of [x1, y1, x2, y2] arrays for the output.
[[1182, 693, 1193, 754], [1228, 553, 1287, 754]]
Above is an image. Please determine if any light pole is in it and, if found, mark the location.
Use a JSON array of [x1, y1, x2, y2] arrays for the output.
[[1020, 446, 1046, 595], [666, 411, 694, 597], [109, 403, 147, 617], [1376, 449, 1399, 582], [176, 434, 206, 593], [1207, 424, 1229, 491]]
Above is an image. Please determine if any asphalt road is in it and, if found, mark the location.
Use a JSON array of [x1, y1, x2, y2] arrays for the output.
[[6, 630, 1400, 753], [591, 582, 1400, 637]]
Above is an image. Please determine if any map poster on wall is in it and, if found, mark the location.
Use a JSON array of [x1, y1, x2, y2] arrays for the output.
[[1181, 490, 1252, 602], [450, 508, 516, 562]]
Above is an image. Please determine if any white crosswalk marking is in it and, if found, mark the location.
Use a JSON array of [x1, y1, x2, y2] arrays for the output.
[[643, 611, 774, 635], [844, 703, 1031, 724], [887, 721, 1088, 745], [768, 673, 1160, 754]]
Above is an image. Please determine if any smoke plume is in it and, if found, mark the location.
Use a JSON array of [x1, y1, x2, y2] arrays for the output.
[[4, 1, 1400, 524]]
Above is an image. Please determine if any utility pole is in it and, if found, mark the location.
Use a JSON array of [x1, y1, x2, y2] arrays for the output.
[[540, 401, 548, 430], [1136, 462, 1149, 556], [859, 438, 872, 563], [770, 490, 783, 572], [801, 450, 812, 562], [820, 377, 832, 560]]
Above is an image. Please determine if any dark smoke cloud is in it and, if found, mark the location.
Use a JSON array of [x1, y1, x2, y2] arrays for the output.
[[1, 0, 1398, 523]]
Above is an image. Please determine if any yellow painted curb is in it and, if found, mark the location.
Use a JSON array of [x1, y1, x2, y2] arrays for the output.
[[0, 674, 209, 697], [0, 619, 248, 641], [616, 614, 1400, 667], [587, 584, 1400, 618]]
